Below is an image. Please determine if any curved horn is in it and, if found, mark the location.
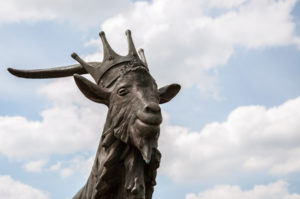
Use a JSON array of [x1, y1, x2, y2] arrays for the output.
[[7, 62, 101, 79]]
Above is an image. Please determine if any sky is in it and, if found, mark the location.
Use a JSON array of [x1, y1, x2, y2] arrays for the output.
[[0, 0, 300, 198]]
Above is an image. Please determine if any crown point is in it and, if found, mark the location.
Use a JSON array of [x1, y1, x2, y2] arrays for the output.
[[125, 29, 131, 36], [71, 52, 78, 59], [99, 31, 105, 37]]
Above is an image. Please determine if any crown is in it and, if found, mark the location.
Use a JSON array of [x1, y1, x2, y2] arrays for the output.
[[71, 30, 148, 84]]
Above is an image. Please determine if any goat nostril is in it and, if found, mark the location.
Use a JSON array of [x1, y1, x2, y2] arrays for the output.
[[145, 102, 160, 113]]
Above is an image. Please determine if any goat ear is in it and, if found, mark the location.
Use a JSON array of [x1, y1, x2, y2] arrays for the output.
[[158, 84, 181, 104], [73, 74, 110, 105]]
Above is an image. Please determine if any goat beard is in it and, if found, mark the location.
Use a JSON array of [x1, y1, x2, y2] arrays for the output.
[[104, 101, 159, 164]]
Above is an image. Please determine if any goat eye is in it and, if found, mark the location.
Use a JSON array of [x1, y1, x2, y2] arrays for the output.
[[117, 87, 129, 96]]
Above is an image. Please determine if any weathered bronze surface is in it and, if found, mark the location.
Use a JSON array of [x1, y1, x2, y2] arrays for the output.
[[8, 30, 180, 199]]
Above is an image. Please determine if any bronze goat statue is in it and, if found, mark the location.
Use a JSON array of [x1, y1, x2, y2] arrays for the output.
[[8, 30, 180, 199]]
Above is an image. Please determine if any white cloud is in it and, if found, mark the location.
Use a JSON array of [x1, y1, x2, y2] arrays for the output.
[[69, 155, 94, 178], [0, 175, 49, 199], [47, 155, 93, 179], [159, 96, 300, 181], [0, 77, 99, 181], [60, 168, 74, 179], [0, 0, 132, 28], [23, 159, 48, 173], [48, 162, 62, 171], [0, 78, 107, 160], [79, 0, 300, 95], [54, 155, 93, 179], [185, 180, 300, 199], [206, 0, 248, 9]]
